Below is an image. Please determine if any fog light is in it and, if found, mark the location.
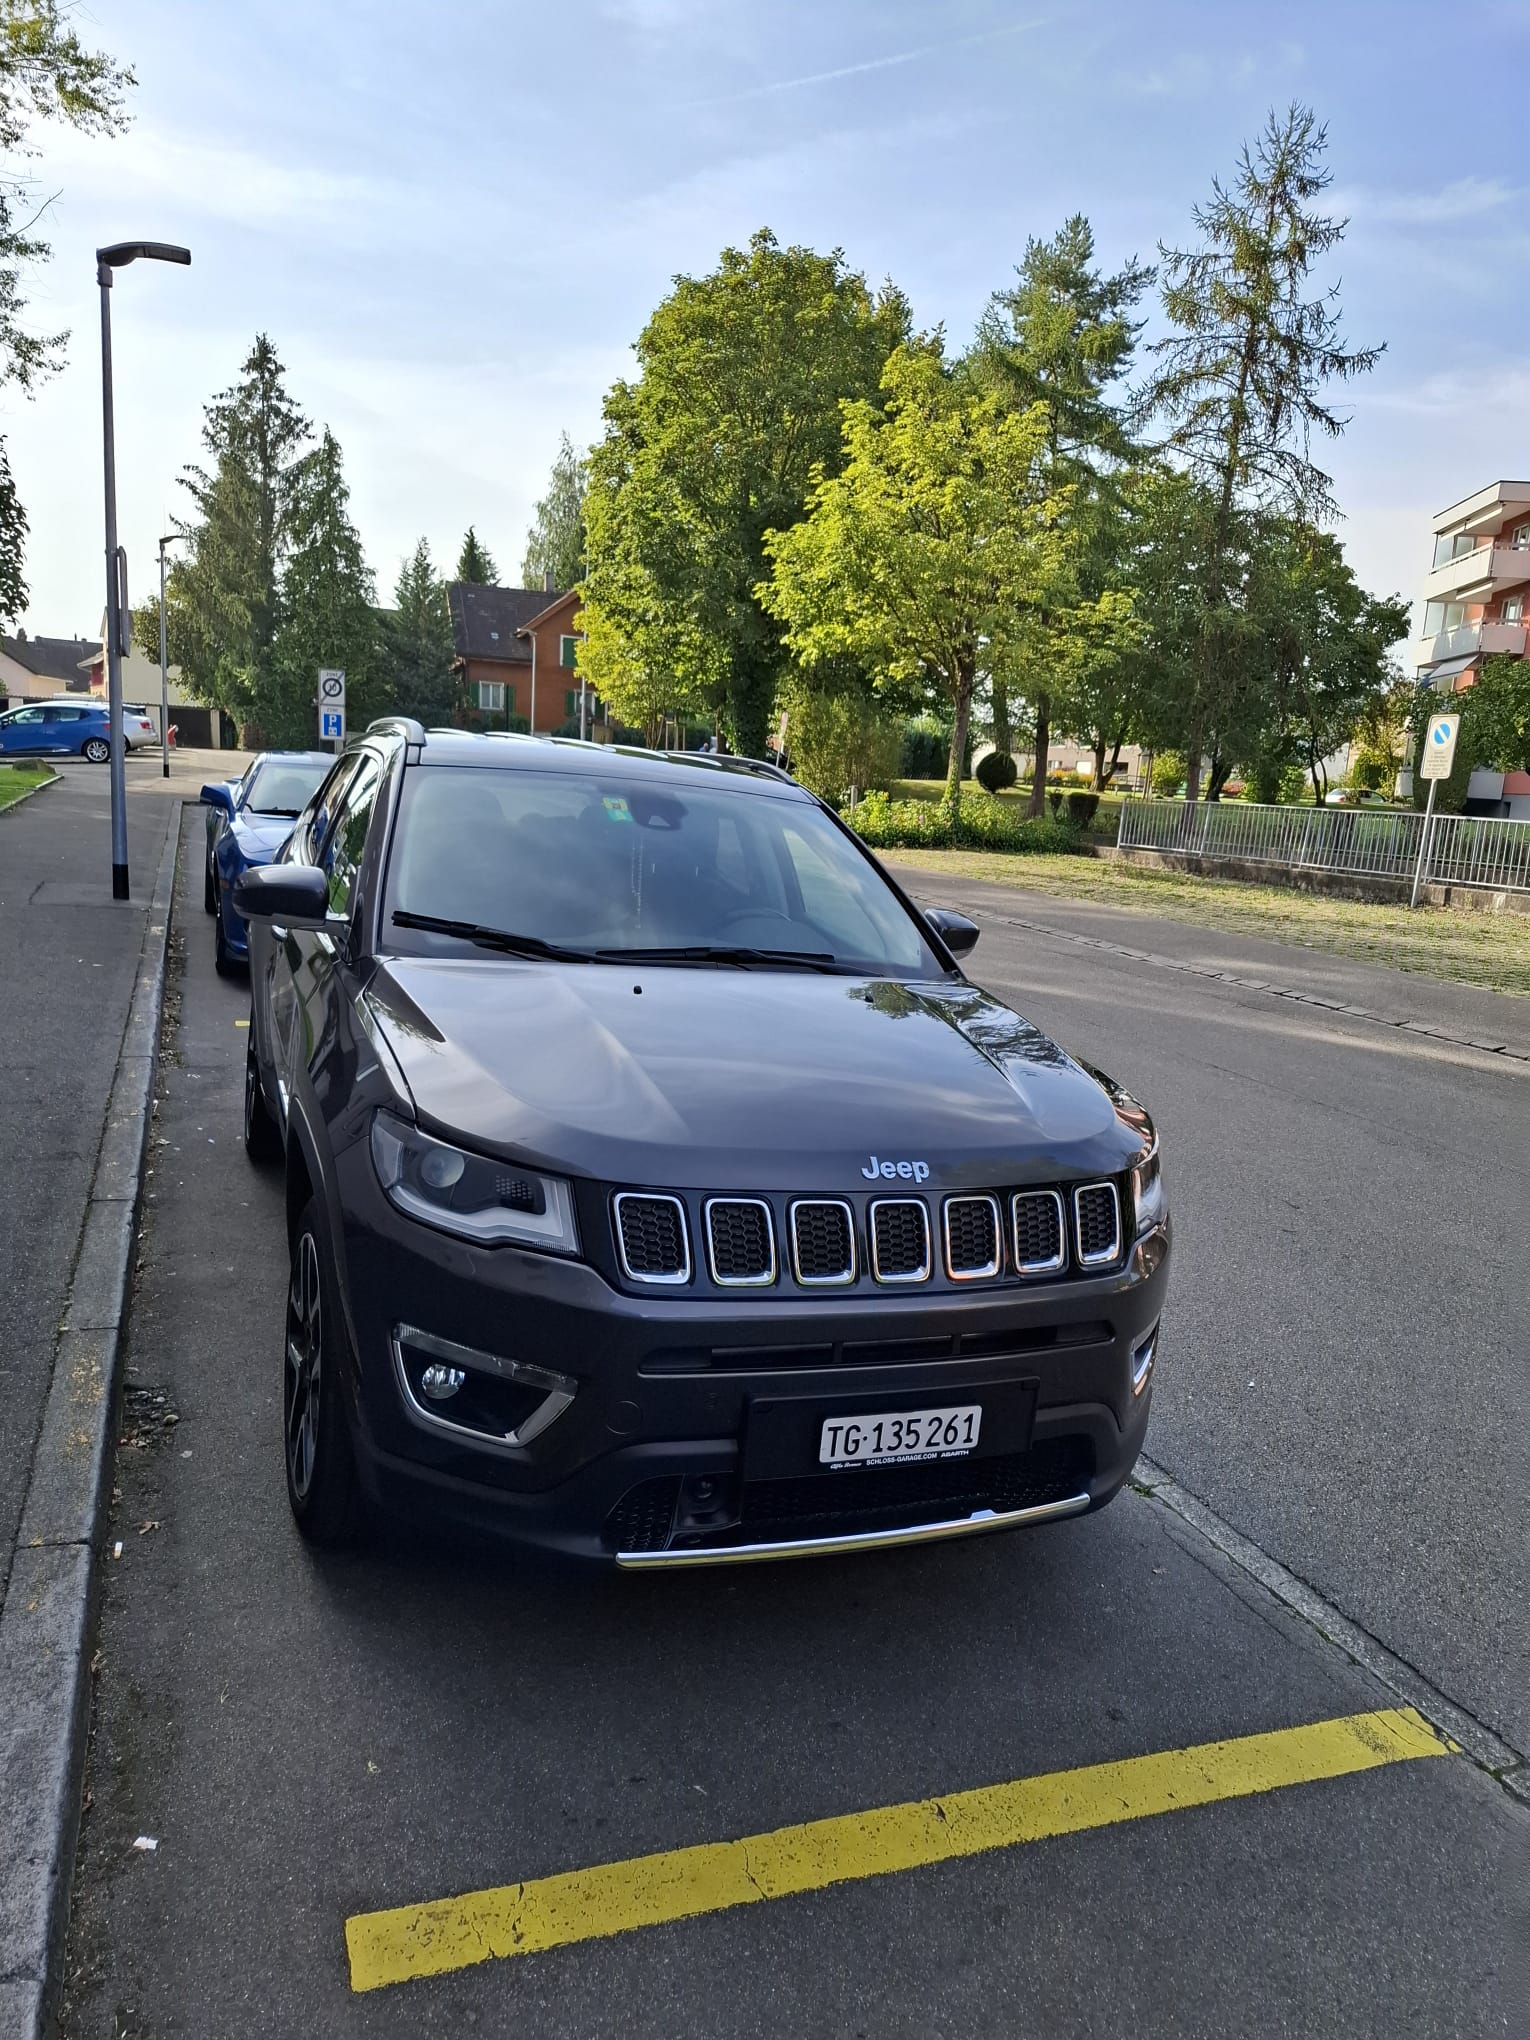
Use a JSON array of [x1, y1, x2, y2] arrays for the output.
[[1131, 1326, 1158, 1395], [420, 1363, 466, 1400]]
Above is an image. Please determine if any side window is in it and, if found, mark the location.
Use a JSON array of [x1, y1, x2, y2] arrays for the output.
[[302, 756, 361, 864], [322, 754, 384, 918]]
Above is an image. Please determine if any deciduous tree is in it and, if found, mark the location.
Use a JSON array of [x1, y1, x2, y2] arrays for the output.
[[760, 346, 1067, 811], [521, 433, 586, 591], [582, 228, 909, 753]]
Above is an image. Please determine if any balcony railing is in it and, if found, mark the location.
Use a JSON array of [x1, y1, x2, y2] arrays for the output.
[[1117, 797, 1530, 894], [1412, 619, 1529, 670], [1424, 543, 1530, 603]]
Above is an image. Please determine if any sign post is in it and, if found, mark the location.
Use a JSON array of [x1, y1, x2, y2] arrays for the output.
[[318, 668, 346, 751], [1409, 709, 1459, 909]]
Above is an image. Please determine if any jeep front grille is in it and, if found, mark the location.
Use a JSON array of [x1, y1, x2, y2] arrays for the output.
[[1012, 1189, 1066, 1275], [705, 1198, 776, 1285], [789, 1200, 856, 1284], [614, 1193, 691, 1283], [1073, 1182, 1122, 1267], [944, 1195, 1001, 1279], [869, 1199, 930, 1283]]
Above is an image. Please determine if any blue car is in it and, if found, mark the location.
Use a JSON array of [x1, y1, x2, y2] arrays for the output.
[[0, 698, 114, 760], [202, 751, 334, 976]]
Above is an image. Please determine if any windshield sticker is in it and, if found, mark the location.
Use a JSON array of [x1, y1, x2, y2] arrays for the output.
[[603, 796, 634, 824]]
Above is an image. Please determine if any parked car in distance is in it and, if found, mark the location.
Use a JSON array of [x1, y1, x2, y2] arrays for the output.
[[120, 704, 157, 750], [1324, 787, 1393, 808], [202, 750, 334, 977], [0, 699, 113, 761], [236, 721, 1171, 1568]]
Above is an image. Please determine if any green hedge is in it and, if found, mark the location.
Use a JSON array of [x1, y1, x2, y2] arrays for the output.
[[845, 789, 1087, 855]]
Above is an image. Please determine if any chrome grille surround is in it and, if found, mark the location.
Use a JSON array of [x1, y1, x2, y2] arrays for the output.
[[868, 1198, 931, 1284], [943, 1194, 1002, 1280], [613, 1192, 691, 1285], [788, 1199, 857, 1286], [1011, 1189, 1067, 1276], [704, 1197, 777, 1287], [1073, 1181, 1123, 1268]]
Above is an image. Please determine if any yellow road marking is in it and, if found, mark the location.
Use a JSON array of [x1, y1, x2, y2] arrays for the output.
[[346, 1706, 1451, 1993], [234, 1019, 249, 1028]]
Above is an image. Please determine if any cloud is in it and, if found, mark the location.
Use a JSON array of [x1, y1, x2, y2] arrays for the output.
[[1108, 42, 1302, 99], [1337, 176, 1522, 226], [679, 17, 1050, 110]]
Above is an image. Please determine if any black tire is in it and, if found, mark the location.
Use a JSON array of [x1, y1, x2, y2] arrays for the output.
[[284, 1199, 364, 1545], [243, 1032, 282, 1165], [82, 737, 109, 764], [214, 898, 238, 978], [204, 858, 217, 915]]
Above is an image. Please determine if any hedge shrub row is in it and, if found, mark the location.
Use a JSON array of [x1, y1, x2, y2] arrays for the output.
[[845, 789, 1088, 855]]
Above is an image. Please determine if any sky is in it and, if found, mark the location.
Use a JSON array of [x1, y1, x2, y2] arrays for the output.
[[5, 0, 1528, 646]]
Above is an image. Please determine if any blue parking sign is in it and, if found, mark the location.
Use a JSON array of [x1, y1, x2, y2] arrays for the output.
[[321, 709, 345, 741]]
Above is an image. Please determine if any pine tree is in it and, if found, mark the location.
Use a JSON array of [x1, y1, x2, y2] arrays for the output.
[[165, 335, 312, 728], [975, 215, 1152, 811], [269, 429, 383, 746], [455, 526, 498, 585], [384, 539, 457, 726], [1148, 104, 1382, 803], [0, 436, 27, 623], [521, 433, 587, 591]]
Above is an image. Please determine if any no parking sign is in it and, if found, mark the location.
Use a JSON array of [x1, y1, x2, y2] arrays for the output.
[[318, 668, 346, 745], [1420, 711, 1459, 781]]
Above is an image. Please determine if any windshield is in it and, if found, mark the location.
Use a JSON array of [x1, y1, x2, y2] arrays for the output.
[[244, 758, 331, 816], [384, 763, 945, 977]]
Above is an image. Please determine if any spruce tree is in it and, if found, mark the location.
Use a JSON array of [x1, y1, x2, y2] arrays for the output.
[[166, 335, 312, 728], [0, 437, 26, 623], [975, 216, 1151, 811], [455, 526, 499, 585], [270, 429, 383, 746], [384, 539, 457, 726], [1148, 104, 1382, 802], [521, 433, 587, 591]]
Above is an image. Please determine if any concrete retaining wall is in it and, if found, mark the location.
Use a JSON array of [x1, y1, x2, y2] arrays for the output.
[[1105, 845, 1530, 915]]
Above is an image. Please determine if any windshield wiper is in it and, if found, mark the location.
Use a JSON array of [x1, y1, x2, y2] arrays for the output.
[[596, 944, 846, 973], [248, 806, 302, 817], [392, 910, 597, 962]]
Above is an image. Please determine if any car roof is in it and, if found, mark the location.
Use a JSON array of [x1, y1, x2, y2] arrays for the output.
[[250, 749, 334, 763], [397, 729, 810, 801], [16, 696, 107, 709]]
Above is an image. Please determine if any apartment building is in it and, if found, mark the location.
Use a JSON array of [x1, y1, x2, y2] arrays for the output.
[[1410, 478, 1530, 817]]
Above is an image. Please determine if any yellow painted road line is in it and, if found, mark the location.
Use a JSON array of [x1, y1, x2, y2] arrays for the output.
[[346, 1706, 1452, 1994]]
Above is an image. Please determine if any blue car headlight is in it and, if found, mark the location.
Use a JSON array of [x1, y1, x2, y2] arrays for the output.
[[369, 1111, 580, 1255]]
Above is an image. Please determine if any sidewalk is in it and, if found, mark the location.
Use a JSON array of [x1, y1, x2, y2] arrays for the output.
[[0, 763, 182, 1611]]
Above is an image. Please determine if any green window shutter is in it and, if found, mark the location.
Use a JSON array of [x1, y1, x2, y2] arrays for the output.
[[505, 685, 516, 715], [565, 690, 578, 719], [560, 634, 578, 669]]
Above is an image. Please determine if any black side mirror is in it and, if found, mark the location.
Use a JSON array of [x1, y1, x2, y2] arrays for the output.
[[925, 907, 979, 959], [200, 782, 234, 814], [234, 862, 329, 928]]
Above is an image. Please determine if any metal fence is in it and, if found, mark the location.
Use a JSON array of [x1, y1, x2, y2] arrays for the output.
[[1115, 797, 1530, 895]]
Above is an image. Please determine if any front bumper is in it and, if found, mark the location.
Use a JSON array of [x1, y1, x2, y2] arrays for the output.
[[330, 1151, 1169, 1566]]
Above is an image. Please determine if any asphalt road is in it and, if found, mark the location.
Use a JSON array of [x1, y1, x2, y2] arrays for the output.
[[60, 821, 1525, 2037]]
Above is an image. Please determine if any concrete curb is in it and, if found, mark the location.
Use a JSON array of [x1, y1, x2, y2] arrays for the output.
[[0, 770, 62, 817], [0, 808, 179, 2035]]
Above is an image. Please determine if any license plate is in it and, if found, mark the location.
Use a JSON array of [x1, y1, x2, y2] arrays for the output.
[[819, 1404, 981, 1468]]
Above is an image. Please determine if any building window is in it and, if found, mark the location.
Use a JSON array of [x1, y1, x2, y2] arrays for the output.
[[1511, 522, 1530, 551], [1503, 596, 1524, 623], [474, 681, 507, 713], [559, 634, 579, 669]]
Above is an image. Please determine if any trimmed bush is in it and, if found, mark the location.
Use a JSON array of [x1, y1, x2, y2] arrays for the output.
[[1064, 790, 1100, 827], [975, 749, 1018, 793], [779, 685, 901, 800], [845, 789, 1086, 856], [899, 717, 950, 780], [1150, 751, 1185, 798]]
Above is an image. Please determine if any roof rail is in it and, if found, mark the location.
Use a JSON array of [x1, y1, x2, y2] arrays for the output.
[[366, 715, 426, 745], [657, 749, 796, 784]]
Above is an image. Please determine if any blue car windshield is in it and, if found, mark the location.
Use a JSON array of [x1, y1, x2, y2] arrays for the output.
[[383, 762, 944, 978], [244, 759, 331, 816]]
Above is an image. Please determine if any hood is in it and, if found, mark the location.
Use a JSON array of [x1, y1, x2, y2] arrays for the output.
[[365, 959, 1139, 1193], [231, 814, 295, 860]]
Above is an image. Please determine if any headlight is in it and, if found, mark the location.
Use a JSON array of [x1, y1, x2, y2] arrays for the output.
[[370, 1111, 580, 1254], [1130, 1141, 1165, 1236]]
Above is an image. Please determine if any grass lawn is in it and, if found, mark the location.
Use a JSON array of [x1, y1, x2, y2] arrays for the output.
[[0, 762, 55, 812], [878, 846, 1530, 998]]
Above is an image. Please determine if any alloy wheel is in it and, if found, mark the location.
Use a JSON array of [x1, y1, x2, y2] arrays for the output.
[[285, 1232, 323, 1502]]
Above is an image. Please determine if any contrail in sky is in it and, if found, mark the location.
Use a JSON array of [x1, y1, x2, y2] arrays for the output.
[[681, 17, 1050, 109]]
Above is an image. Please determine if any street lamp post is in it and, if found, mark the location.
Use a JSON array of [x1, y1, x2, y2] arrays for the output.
[[157, 532, 183, 779], [97, 239, 190, 898]]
